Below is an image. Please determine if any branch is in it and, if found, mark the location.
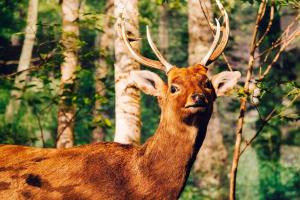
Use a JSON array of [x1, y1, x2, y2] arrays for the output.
[[260, 27, 300, 80], [257, 1, 274, 76], [0, 57, 40, 65], [255, 13, 300, 62], [198, 0, 214, 34], [0, 49, 57, 79], [240, 92, 299, 155], [239, 108, 276, 155], [235, 7, 300, 161], [33, 110, 45, 148], [229, 1, 267, 199], [56, 107, 82, 142], [256, 2, 274, 48], [0, 66, 41, 79], [222, 53, 233, 71]]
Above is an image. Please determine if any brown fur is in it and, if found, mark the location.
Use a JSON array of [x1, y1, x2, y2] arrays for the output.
[[0, 65, 216, 200]]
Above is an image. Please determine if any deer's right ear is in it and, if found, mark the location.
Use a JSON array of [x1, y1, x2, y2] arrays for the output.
[[129, 70, 166, 97], [211, 71, 241, 96]]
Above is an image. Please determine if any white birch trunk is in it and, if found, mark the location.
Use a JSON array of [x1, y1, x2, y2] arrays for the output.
[[56, 0, 79, 148], [114, 0, 141, 145], [5, 0, 39, 123]]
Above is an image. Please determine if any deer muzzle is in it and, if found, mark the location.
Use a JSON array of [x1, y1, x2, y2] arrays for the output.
[[185, 93, 208, 108]]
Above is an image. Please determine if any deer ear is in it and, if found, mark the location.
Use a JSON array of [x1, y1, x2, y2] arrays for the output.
[[129, 70, 166, 97], [211, 71, 241, 96]]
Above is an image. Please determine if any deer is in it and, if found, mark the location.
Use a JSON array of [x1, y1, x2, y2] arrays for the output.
[[0, 0, 240, 199]]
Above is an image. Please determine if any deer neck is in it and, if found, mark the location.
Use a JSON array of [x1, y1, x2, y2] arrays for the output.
[[139, 109, 211, 194]]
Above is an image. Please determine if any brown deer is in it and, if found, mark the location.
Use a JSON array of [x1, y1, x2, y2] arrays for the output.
[[0, 0, 240, 199]]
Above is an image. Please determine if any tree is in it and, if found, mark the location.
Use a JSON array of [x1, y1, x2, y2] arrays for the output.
[[5, 0, 39, 123], [158, 3, 169, 57], [92, 0, 114, 142], [229, 1, 300, 199], [188, 0, 228, 198], [56, 0, 80, 148], [114, 0, 141, 145], [254, 5, 289, 199]]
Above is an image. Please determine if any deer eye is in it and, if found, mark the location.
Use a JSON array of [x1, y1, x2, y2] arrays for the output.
[[170, 85, 179, 93]]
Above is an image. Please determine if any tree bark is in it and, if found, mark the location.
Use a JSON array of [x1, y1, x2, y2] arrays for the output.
[[114, 0, 141, 145], [158, 3, 169, 58], [56, 0, 79, 148], [188, 0, 212, 65], [188, 0, 228, 198], [92, 0, 114, 143], [5, 0, 39, 123]]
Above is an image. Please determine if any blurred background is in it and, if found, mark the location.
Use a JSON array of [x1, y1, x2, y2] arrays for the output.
[[0, 0, 299, 199]]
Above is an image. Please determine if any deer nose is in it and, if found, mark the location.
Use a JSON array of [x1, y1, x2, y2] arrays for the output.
[[191, 93, 207, 106]]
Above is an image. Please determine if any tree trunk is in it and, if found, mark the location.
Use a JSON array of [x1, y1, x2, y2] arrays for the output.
[[188, 0, 228, 198], [56, 0, 79, 149], [92, 0, 114, 143], [158, 3, 169, 58], [188, 0, 212, 65], [5, 0, 38, 123], [114, 0, 141, 145]]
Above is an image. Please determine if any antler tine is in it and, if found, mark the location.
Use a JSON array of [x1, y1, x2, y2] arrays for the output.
[[117, 20, 166, 71], [206, 0, 230, 65], [146, 26, 174, 73], [200, 18, 221, 66]]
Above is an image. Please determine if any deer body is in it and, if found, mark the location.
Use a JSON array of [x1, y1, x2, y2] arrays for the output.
[[0, 97, 209, 200], [0, 1, 240, 199], [0, 64, 238, 200]]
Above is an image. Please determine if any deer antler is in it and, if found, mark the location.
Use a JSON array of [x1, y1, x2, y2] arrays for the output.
[[201, 0, 230, 66], [146, 26, 174, 72], [200, 18, 221, 66], [118, 0, 229, 71], [118, 20, 170, 72]]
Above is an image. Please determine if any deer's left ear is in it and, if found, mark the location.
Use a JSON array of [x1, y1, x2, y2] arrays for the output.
[[129, 70, 166, 97], [211, 71, 241, 96]]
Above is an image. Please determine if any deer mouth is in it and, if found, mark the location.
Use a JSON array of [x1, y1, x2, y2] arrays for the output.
[[185, 104, 205, 108], [184, 104, 207, 113], [185, 101, 207, 109]]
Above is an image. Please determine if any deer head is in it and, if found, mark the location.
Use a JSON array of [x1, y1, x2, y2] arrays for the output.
[[118, 0, 241, 125]]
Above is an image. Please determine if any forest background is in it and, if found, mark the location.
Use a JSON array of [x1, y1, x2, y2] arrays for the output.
[[0, 0, 299, 199]]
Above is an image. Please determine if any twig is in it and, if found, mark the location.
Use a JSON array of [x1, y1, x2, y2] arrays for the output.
[[239, 108, 276, 155], [255, 13, 300, 61], [256, 38, 282, 60], [262, 27, 299, 64], [221, 53, 233, 71], [0, 41, 57, 66], [56, 107, 82, 142], [0, 66, 41, 79], [229, 1, 267, 199], [260, 27, 300, 80], [40, 96, 60, 113], [198, 0, 214, 34], [256, 2, 274, 48], [240, 92, 299, 155], [0, 49, 57, 79], [251, 101, 264, 122], [33, 110, 45, 148], [257, 0, 267, 23], [257, 1, 274, 76], [0, 57, 40, 66]]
